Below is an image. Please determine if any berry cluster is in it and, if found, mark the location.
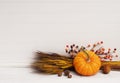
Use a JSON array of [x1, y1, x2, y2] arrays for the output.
[[65, 41, 119, 61], [65, 44, 80, 58]]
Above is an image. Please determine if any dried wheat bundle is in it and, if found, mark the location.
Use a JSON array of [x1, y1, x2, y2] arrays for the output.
[[31, 51, 73, 74]]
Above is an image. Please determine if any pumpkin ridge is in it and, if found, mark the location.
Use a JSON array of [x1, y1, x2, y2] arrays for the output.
[[87, 64, 93, 75], [86, 64, 90, 75], [78, 63, 87, 75], [91, 64, 96, 74]]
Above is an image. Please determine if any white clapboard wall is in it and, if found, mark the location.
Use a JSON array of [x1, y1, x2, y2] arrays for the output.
[[0, 0, 120, 83]]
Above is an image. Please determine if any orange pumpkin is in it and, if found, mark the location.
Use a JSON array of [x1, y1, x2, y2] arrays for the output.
[[73, 49, 101, 76]]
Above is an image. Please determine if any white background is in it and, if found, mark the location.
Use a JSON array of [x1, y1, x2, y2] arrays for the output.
[[0, 0, 120, 83]]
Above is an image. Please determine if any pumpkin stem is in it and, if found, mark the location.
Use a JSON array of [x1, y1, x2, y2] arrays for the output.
[[81, 46, 90, 61]]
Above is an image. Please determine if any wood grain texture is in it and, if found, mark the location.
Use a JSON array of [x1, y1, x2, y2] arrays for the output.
[[0, 0, 120, 82]]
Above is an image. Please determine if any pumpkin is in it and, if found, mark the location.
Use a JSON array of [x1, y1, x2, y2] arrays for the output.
[[73, 48, 101, 76]]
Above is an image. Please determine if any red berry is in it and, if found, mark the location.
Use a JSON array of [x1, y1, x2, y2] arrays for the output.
[[76, 46, 79, 48], [104, 56, 107, 59], [66, 45, 69, 48], [110, 59, 112, 61], [91, 49, 94, 52], [65, 49, 68, 53], [97, 42, 100, 45], [101, 41, 103, 44], [102, 48, 105, 51], [87, 44, 91, 47], [108, 55, 111, 59], [93, 44, 96, 47], [73, 44, 75, 47], [116, 55, 118, 57], [114, 48, 117, 51], [108, 48, 111, 51]]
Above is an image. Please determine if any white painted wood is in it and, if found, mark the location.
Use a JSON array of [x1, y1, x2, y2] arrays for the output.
[[0, 0, 120, 82]]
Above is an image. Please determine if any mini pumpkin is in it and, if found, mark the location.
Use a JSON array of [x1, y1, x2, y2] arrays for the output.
[[73, 48, 101, 76]]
